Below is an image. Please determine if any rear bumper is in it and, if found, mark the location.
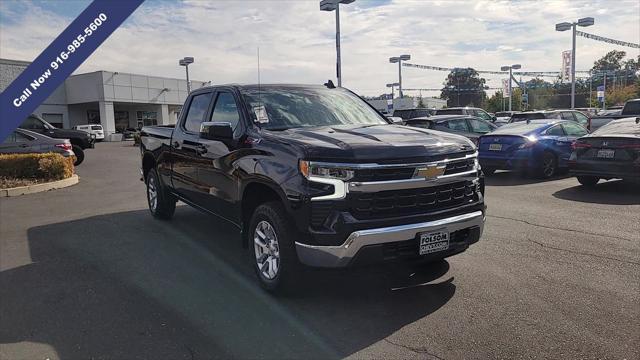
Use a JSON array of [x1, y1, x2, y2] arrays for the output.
[[569, 160, 640, 181], [295, 210, 484, 268], [479, 157, 530, 170]]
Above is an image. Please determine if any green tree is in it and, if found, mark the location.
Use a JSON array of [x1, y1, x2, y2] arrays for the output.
[[440, 68, 487, 107], [417, 97, 425, 108], [591, 50, 627, 71]]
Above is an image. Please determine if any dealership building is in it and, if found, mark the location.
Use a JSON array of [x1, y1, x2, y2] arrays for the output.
[[1, 58, 206, 139]]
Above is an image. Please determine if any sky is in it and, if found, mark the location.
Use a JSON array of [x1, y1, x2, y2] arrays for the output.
[[0, 0, 639, 97]]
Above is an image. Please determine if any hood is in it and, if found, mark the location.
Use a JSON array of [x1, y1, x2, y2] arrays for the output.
[[269, 124, 475, 162]]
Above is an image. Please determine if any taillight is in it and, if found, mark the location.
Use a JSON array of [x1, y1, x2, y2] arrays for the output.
[[619, 144, 640, 149], [55, 143, 72, 151], [571, 141, 591, 150]]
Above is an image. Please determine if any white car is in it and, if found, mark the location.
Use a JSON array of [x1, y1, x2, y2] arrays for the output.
[[73, 124, 105, 141]]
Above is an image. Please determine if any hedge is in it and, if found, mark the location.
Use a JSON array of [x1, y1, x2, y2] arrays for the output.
[[0, 153, 74, 181]]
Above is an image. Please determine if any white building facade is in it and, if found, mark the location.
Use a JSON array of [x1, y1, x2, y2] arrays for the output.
[[1, 58, 206, 139]]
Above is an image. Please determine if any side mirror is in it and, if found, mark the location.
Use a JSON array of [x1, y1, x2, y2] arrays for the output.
[[200, 121, 233, 140], [387, 116, 404, 125], [492, 116, 497, 122]]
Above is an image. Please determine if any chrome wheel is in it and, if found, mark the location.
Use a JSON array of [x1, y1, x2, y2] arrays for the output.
[[254, 220, 280, 280], [147, 176, 158, 212]]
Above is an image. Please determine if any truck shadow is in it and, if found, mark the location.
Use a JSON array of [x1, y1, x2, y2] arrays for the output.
[[0, 207, 455, 359], [484, 171, 570, 186], [552, 180, 640, 205]]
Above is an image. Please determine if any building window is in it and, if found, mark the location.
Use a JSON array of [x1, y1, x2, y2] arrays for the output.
[[115, 111, 129, 132], [137, 111, 157, 128], [87, 110, 100, 124], [42, 113, 63, 128]]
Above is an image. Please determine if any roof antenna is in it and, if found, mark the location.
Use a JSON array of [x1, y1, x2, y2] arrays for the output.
[[257, 46, 262, 106], [324, 79, 335, 89]]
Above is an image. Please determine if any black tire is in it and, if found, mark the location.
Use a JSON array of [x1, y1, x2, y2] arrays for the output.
[[146, 168, 176, 220], [482, 167, 496, 176], [249, 201, 301, 293], [536, 151, 557, 179], [577, 176, 599, 187], [72, 145, 84, 166]]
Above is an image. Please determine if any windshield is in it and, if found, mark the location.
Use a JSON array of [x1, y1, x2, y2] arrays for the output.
[[510, 113, 547, 122], [242, 87, 387, 130]]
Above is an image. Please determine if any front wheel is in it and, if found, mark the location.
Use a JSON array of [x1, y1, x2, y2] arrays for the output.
[[577, 176, 599, 187], [146, 169, 176, 220], [72, 145, 84, 166], [249, 201, 301, 293]]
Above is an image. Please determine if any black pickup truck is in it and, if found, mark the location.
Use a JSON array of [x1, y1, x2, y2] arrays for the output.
[[140, 84, 486, 292], [590, 98, 640, 131]]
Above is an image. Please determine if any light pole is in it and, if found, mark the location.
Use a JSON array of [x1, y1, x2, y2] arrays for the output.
[[389, 54, 410, 98], [320, 0, 355, 87], [556, 17, 594, 109], [386, 82, 399, 99], [179, 57, 194, 93], [500, 64, 521, 111]]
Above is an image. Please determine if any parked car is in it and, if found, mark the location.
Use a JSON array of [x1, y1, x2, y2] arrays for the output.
[[435, 107, 496, 122], [0, 128, 75, 158], [121, 128, 139, 140], [509, 109, 591, 131], [19, 114, 94, 165], [392, 108, 434, 120], [589, 99, 640, 131], [73, 124, 105, 141], [404, 115, 497, 145], [140, 84, 485, 293], [478, 120, 589, 178], [494, 111, 517, 126], [569, 117, 640, 186]]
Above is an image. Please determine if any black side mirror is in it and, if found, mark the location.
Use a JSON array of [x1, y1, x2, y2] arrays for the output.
[[200, 121, 233, 140]]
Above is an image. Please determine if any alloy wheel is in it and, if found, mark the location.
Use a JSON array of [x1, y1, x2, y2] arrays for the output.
[[147, 176, 158, 212], [254, 220, 280, 280]]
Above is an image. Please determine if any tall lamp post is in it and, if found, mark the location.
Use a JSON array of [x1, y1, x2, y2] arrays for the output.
[[500, 64, 521, 111], [179, 57, 194, 93], [556, 17, 594, 109], [386, 82, 399, 99], [320, 0, 355, 87], [389, 54, 410, 98]]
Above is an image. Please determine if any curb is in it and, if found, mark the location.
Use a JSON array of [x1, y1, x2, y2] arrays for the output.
[[0, 174, 79, 197]]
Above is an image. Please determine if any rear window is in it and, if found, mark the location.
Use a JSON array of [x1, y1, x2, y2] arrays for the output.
[[510, 113, 545, 122], [622, 100, 640, 115], [435, 109, 464, 116], [91, 125, 102, 130], [405, 120, 433, 129]]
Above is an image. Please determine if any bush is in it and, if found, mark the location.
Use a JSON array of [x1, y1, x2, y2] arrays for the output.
[[0, 153, 74, 181]]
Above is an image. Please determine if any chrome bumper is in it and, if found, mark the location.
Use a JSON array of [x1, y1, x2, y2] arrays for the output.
[[295, 210, 485, 268]]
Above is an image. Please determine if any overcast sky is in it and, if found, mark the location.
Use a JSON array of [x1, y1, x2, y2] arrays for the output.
[[1, 0, 638, 97]]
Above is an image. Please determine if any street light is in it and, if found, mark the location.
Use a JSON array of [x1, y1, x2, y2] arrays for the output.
[[389, 54, 410, 98], [320, 0, 355, 87], [386, 82, 399, 99], [179, 56, 194, 93], [500, 64, 521, 111], [556, 16, 594, 108]]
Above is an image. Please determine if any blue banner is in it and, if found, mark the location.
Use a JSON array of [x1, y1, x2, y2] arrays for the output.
[[0, 0, 144, 141]]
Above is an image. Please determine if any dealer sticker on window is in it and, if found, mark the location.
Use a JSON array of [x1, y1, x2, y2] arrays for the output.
[[419, 230, 450, 255], [253, 105, 269, 124]]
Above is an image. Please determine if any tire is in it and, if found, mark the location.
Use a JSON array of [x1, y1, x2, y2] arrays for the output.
[[146, 168, 176, 220], [482, 167, 496, 176], [577, 176, 599, 187], [72, 145, 84, 166], [536, 151, 557, 179], [249, 201, 301, 293]]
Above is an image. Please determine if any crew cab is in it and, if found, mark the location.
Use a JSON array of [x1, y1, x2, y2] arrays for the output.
[[20, 114, 94, 165], [139, 84, 486, 292], [590, 99, 640, 131]]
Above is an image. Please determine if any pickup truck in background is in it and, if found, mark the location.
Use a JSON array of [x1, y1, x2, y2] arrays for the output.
[[140, 84, 486, 292], [590, 98, 640, 131]]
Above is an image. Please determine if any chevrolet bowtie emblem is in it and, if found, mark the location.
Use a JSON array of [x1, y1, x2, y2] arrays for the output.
[[415, 165, 446, 179]]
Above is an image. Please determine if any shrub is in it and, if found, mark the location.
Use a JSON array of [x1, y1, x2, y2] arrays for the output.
[[0, 153, 74, 181]]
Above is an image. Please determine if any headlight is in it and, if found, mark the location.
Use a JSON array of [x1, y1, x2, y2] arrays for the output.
[[299, 160, 354, 181]]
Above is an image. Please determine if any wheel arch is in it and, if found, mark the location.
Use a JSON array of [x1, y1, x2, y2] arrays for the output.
[[240, 179, 289, 248]]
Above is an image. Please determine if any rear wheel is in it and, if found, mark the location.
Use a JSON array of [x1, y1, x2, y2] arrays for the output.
[[577, 176, 599, 187], [146, 168, 176, 220], [72, 145, 84, 166], [249, 201, 301, 293], [536, 151, 557, 178]]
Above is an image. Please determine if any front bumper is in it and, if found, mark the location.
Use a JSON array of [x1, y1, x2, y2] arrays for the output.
[[295, 210, 484, 267]]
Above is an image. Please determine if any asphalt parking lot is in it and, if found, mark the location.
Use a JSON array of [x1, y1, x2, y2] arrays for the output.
[[1, 141, 638, 359]]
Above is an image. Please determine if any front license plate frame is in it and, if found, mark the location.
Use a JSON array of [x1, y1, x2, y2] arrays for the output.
[[419, 230, 450, 255]]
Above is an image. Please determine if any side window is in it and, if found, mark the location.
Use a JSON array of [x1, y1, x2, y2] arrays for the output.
[[210, 92, 241, 130], [476, 110, 492, 121], [561, 112, 575, 121], [446, 119, 470, 132], [563, 123, 588, 137], [574, 112, 589, 126], [183, 92, 214, 132], [21, 116, 45, 130], [546, 125, 565, 136], [468, 119, 493, 133]]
